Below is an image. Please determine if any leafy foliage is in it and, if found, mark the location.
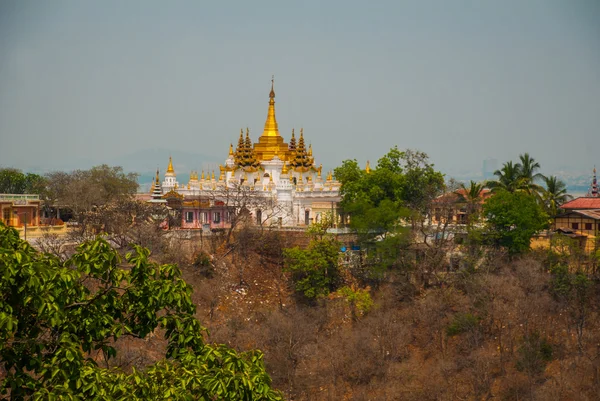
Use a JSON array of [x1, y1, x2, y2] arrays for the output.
[[334, 148, 444, 270], [542, 175, 572, 217], [0, 168, 46, 195], [482, 191, 548, 255], [284, 236, 341, 300], [0, 223, 281, 400], [446, 313, 480, 337], [336, 286, 374, 318]]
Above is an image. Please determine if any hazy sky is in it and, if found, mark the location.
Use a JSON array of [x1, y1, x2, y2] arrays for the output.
[[1, 0, 598, 177]]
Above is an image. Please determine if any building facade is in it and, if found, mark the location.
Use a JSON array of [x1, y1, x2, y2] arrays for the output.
[[549, 168, 600, 253], [151, 79, 342, 228]]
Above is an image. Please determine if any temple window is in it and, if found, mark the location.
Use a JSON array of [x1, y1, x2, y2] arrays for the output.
[[585, 223, 592, 230], [185, 212, 194, 223], [571, 223, 579, 230], [214, 212, 221, 224]]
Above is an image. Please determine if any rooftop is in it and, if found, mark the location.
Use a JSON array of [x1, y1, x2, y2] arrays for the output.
[[560, 197, 600, 210], [0, 194, 40, 201]]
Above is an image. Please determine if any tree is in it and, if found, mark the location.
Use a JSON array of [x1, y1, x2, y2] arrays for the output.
[[487, 161, 524, 193], [457, 180, 486, 225], [542, 175, 572, 218], [283, 228, 341, 300], [334, 148, 444, 271], [0, 223, 282, 400], [482, 191, 549, 255], [0, 168, 46, 195], [44, 165, 138, 221], [487, 154, 546, 197]]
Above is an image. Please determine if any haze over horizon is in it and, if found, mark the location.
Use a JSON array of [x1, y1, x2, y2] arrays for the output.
[[1, 1, 598, 178]]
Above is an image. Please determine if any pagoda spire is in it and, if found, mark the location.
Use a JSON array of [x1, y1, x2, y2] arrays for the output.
[[261, 76, 280, 138], [166, 156, 175, 175], [291, 128, 313, 171], [591, 166, 598, 197]]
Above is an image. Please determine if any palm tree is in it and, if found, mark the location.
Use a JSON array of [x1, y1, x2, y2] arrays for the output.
[[518, 153, 546, 197], [487, 161, 524, 193], [487, 154, 546, 197], [542, 176, 572, 217], [519, 153, 544, 182], [458, 180, 485, 225]]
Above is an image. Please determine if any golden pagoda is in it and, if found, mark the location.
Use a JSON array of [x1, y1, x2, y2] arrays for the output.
[[253, 77, 291, 161], [166, 156, 175, 175]]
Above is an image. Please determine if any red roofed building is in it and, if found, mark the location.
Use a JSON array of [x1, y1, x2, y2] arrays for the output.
[[560, 197, 600, 210], [552, 167, 600, 253]]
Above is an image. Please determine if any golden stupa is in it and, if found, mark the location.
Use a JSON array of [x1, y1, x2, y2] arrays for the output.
[[252, 77, 291, 162]]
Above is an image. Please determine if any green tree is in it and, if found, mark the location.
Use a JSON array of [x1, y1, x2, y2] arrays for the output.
[[0, 168, 26, 193], [487, 161, 525, 193], [457, 180, 485, 225], [542, 175, 572, 217], [482, 191, 549, 255], [283, 235, 341, 300], [0, 223, 281, 400], [487, 154, 546, 197], [0, 169, 46, 195], [334, 148, 444, 271]]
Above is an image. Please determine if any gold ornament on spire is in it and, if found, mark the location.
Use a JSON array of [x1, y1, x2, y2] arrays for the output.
[[229, 143, 234, 156], [365, 160, 371, 174], [281, 161, 289, 175], [167, 156, 175, 174], [290, 128, 313, 172], [253, 77, 290, 161], [262, 76, 279, 137]]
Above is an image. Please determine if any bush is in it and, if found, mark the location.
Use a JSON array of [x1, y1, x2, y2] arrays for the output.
[[446, 312, 480, 337], [193, 251, 215, 278]]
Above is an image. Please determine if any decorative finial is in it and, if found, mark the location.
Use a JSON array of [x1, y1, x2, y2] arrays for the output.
[[366, 160, 371, 174], [229, 143, 234, 156], [269, 75, 275, 99], [167, 155, 175, 174], [282, 161, 288, 174]]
